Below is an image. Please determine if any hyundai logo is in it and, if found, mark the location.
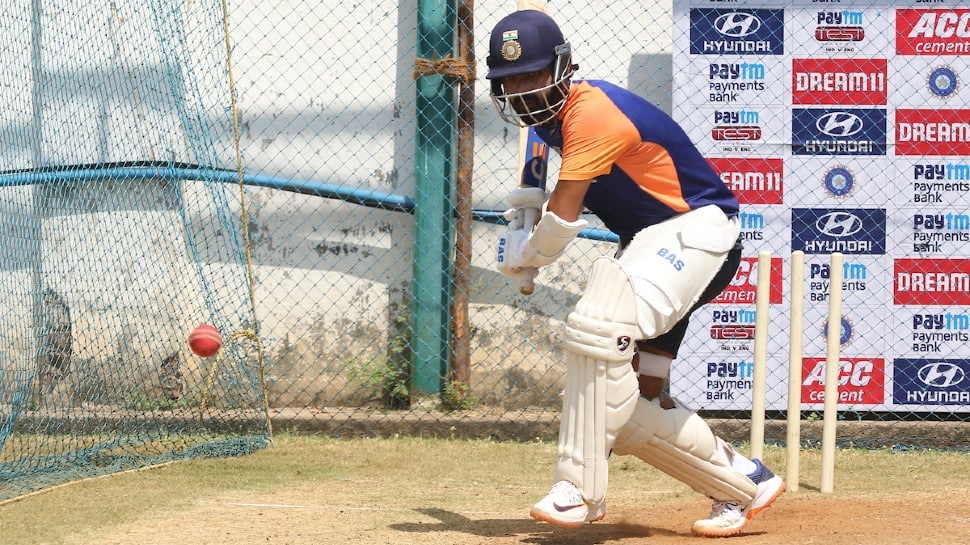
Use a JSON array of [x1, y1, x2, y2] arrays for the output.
[[816, 112, 864, 137], [816, 212, 863, 237], [714, 12, 762, 37], [918, 362, 966, 388]]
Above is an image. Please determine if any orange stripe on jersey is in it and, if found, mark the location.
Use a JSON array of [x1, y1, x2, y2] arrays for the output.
[[557, 82, 689, 212]]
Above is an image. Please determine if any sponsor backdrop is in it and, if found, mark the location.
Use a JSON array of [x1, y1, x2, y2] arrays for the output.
[[672, 1, 970, 414]]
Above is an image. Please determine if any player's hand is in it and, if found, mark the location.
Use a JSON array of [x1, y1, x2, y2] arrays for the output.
[[507, 187, 547, 210], [502, 207, 527, 231], [504, 187, 546, 234]]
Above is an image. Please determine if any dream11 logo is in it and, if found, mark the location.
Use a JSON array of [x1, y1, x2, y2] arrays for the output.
[[707, 157, 784, 205], [791, 58, 887, 106], [895, 109, 970, 156]]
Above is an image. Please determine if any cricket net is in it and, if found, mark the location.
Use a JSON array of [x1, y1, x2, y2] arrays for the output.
[[0, 1, 269, 500]]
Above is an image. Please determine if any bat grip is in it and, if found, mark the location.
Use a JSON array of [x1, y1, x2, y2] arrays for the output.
[[518, 207, 540, 296]]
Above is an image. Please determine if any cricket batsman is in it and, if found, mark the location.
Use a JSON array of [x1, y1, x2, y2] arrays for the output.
[[488, 10, 785, 537]]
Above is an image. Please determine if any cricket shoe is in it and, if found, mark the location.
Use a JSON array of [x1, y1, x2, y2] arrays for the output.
[[691, 458, 786, 538], [530, 480, 606, 528]]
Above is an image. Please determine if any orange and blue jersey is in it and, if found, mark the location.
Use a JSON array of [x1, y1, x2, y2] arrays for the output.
[[535, 79, 739, 245]]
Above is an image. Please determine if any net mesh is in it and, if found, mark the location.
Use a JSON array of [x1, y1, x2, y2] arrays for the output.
[[0, 1, 269, 500]]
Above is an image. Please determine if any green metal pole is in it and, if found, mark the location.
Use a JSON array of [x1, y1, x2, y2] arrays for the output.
[[412, 0, 456, 397]]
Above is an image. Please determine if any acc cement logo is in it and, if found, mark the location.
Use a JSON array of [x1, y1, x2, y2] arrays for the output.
[[816, 211, 863, 237], [714, 12, 762, 37], [918, 361, 966, 388], [928, 66, 959, 99], [817, 112, 863, 137], [823, 166, 855, 198]]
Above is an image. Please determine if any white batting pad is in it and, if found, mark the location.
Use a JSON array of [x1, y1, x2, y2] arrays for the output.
[[554, 257, 641, 503], [617, 205, 740, 338], [612, 396, 758, 503]]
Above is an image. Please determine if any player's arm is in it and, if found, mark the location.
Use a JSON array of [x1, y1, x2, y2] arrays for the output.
[[545, 178, 591, 222]]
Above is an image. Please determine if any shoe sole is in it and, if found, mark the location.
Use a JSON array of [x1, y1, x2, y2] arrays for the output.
[[530, 506, 586, 529], [746, 477, 786, 519], [691, 478, 786, 538]]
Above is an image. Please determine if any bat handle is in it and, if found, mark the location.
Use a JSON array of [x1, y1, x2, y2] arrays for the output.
[[518, 207, 540, 296], [519, 268, 537, 296]]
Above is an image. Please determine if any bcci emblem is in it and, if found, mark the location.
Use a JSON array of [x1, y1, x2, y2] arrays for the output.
[[822, 166, 855, 199], [822, 315, 854, 347], [502, 39, 522, 62], [927, 66, 959, 99]]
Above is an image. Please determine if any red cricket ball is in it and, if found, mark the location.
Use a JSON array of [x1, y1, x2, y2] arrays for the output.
[[188, 324, 222, 357]]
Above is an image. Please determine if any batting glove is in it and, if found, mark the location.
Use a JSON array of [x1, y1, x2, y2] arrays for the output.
[[496, 227, 532, 277]]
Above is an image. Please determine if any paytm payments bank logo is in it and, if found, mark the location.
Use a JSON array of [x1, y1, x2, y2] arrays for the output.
[[793, 108, 887, 156], [690, 9, 785, 55], [792, 208, 887, 255]]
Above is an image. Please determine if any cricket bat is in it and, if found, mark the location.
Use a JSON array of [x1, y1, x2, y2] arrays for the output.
[[516, 0, 550, 296], [517, 127, 548, 295]]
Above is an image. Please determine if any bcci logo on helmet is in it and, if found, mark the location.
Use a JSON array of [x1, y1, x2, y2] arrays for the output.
[[501, 30, 522, 62]]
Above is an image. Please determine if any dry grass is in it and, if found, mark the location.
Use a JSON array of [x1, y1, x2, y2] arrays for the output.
[[1, 435, 968, 545]]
